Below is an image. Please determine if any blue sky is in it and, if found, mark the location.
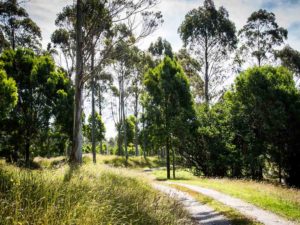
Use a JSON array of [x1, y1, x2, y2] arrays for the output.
[[24, 0, 300, 138]]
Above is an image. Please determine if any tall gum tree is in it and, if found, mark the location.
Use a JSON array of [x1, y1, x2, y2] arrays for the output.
[[238, 9, 288, 67], [179, 0, 237, 104], [0, 0, 41, 51], [68, 0, 162, 163]]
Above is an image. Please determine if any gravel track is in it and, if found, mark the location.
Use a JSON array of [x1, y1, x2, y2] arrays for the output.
[[153, 183, 231, 225], [168, 182, 296, 225]]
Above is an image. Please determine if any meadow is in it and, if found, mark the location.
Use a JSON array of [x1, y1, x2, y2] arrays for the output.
[[0, 158, 193, 225]]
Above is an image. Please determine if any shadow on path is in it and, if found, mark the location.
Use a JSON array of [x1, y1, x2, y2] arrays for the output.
[[153, 183, 230, 225]]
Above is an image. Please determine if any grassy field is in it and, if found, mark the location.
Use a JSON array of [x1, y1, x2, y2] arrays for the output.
[[3, 155, 299, 224], [0, 159, 193, 225], [153, 169, 300, 223], [34, 154, 165, 169]]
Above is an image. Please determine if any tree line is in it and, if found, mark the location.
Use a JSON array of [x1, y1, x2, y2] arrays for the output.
[[0, 0, 299, 187]]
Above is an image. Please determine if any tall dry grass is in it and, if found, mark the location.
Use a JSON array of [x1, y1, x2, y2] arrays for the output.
[[0, 160, 193, 225]]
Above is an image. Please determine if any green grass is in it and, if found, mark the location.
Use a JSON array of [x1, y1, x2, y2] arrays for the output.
[[152, 168, 194, 181], [100, 155, 165, 169], [152, 169, 300, 223], [34, 154, 165, 170], [0, 160, 194, 225], [170, 184, 262, 225]]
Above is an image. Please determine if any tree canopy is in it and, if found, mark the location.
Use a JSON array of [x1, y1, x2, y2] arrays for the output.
[[0, 48, 73, 163], [0, 65, 17, 118], [239, 9, 288, 66], [144, 56, 197, 178], [0, 0, 42, 51], [179, 0, 237, 103]]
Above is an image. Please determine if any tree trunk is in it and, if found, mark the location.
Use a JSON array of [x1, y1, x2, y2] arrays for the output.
[[122, 84, 128, 162], [142, 106, 146, 159], [166, 136, 170, 179], [134, 90, 139, 156], [172, 148, 175, 179], [11, 21, 15, 50], [119, 70, 128, 162], [91, 44, 96, 164], [117, 77, 122, 156], [204, 36, 209, 104], [70, 0, 83, 164], [98, 80, 103, 154], [161, 147, 165, 158], [279, 146, 284, 184], [10, 0, 16, 50]]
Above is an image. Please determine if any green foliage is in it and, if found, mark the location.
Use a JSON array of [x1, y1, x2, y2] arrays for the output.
[[116, 115, 135, 147], [0, 0, 42, 50], [143, 56, 197, 178], [179, 0, 237, 49], [0, 48, 73, 162], [226, 66, 300, 185], [176, 49, 204, 102], [52, 0, 111, 76], [0, 65, 17, 118], [148, 37, 173, 59], [276, 45, 300, 77], [83, 113, 106, 143], [144, 56, 196, 132], [195, 103, 236, 177], [239, 9, 288, 66], [186, 66, 300, 187], [178, 0, 237, 103]]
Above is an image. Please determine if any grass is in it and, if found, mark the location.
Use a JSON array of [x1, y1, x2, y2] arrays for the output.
[[170, 184, 262, 225], [152, 169, 300, 223], [8, 155, 299, 224], [152, 168, 195, 181], [34, 154, 165, 170], [100, 155, 165, 168], [0, 159, 194, 225]]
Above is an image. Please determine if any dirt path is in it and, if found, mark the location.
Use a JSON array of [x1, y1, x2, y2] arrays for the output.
[[153, 183, 231, 225], [169, 182, 296, 225]]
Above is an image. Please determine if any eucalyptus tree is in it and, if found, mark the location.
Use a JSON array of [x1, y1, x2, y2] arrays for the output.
[[144, 56, 196, 179], [148, 37, 173, 62], [94, 71, 113, 154], [0, 0, 41, 51], [176, 49, 204, 103], [276, 45, 300, 80], [239, 9, 288, 67], [83, 112, 105, 146], [148, 38, 204, 103], [110, 40, 136, 161], [179, 0, 237, 104], [127, 49, 154, 156], [116, 115, 135, 152], [54, 0, 162, 163]]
